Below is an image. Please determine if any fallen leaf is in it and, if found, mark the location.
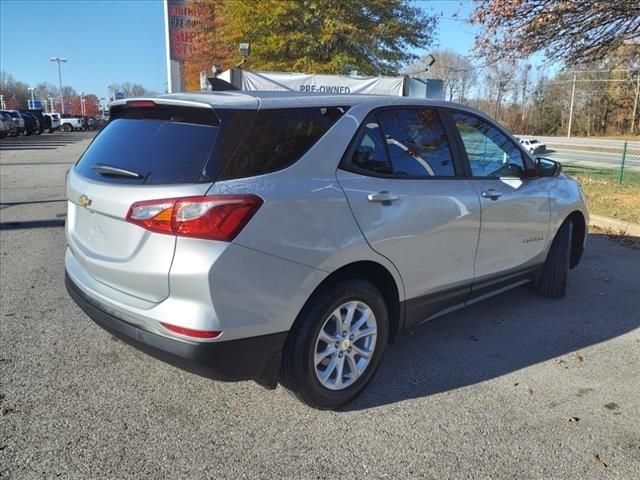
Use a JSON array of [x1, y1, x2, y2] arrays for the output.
[[565, 416, 580, 423], [575, 352, 584, 363], [528, 387, 534, 396], [1, 406, 15, 416], [513, 382, 520, 387], [594, 453, 608, 469]]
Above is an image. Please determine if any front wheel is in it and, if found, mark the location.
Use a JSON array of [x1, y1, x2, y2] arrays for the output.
[[280, 279, 389, 409], [536, 220, 572, 298]]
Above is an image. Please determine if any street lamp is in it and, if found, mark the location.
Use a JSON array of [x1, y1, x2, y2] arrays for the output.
[[50, 56, 68, 114], [28, 87, 35, 109], [107, 85, 115, 102], [80, 92, 85, 116]]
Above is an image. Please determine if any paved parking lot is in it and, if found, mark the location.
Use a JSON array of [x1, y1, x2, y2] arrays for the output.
[[1, 132, 639, 479]]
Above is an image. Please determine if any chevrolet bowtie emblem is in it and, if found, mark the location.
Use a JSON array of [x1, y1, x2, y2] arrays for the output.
[[78, 195, 92, 208]]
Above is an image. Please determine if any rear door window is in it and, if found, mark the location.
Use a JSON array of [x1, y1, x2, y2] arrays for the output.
[[377, 108, 456, 177], [342, 108, 457, 178]]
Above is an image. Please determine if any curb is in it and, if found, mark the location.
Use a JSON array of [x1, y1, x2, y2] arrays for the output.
[[589, 214, 640, 236]]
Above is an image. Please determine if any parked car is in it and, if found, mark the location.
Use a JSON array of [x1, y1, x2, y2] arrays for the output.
[[4, 110, 25, 135], [65, 94, 588, 409], [43, 112, 62, 132], [22, 110, 53, 133], [0, 111, 17, 137], [0, 114, 9, 138], [20, 112, 42, 135], [519, 138, 547, 154], [59, 116, 84, 131]]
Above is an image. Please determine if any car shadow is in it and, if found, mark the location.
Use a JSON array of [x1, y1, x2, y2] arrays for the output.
[[343, 235, 640, 411]]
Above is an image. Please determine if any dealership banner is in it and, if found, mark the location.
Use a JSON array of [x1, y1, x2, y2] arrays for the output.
[[240, 71, 406, 96], [164, 0, 214, 92]]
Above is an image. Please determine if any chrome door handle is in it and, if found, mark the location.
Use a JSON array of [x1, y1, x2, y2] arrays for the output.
[[367, 191, 399, 203], [481, 189, 502, 200]]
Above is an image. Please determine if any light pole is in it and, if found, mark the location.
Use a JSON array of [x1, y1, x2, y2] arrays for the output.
[[107, 85, 115, 102], [80, 92, 85, 116], [28, 87, 35, 109], [50, 56, 68, 114]]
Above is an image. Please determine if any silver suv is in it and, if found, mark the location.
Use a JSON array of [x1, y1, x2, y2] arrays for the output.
[[65, 93, 588, 409]]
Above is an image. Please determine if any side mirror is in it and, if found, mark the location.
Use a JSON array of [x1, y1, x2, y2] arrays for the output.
[[536, 157, 561, 177]]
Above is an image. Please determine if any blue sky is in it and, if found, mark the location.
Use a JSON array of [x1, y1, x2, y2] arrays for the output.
[[0, 0, 551, 100]]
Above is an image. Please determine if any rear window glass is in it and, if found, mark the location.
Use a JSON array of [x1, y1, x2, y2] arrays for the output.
[[220, 106, 348, 180], [75, 106, 221, 185]]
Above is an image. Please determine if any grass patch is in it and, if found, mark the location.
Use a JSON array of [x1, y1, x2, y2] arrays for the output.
[[563, 164, 640, 185], [562, 165, 640, 224]]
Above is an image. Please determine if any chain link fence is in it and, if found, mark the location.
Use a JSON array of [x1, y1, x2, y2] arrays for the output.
[[520, 136, 640, 185]]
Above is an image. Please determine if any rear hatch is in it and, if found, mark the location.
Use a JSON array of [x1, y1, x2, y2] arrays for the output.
[[66, 98, 257, 303]]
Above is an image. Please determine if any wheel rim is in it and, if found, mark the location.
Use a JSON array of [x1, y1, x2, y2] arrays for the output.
[[313, 300, 377, 391]]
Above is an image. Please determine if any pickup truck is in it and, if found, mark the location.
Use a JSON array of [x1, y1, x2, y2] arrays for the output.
[[43, 112, 62, 132], [59, 116, 84, 132]]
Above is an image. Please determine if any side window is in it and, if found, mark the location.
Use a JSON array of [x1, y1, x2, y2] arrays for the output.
[[377, 108, 456, 177], [347, 116, 393, 175], [220, 106, 347, 180], [452, 112, 525, 178]]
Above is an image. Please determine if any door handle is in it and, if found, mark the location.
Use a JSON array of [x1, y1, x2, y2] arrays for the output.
[[367, 191, 399, 203], [481, 189, 502, 200]]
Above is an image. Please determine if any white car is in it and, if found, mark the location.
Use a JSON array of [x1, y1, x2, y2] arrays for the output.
[[519, 138, 546, 154]]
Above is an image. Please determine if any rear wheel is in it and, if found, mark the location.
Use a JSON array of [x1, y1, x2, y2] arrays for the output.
[[280, 279, 389, 409], [536, 220, 573, 298], [62, 124, 72, 132]]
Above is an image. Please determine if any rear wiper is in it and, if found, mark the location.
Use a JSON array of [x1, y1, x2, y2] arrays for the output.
[[92, 164, 143, 179]]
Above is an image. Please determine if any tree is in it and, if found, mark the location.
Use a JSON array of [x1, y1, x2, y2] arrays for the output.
[[217, 0, 437, 75], [0, 71, 30, 109], [109, 82, 157, 98], [470, 0, 640, 65], [406, 49, 477, 102]]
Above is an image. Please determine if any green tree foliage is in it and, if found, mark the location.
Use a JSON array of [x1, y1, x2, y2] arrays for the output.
[[219, 0, 437, 75]]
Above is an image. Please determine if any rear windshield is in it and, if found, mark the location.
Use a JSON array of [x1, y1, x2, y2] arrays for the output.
[[75, 104, 347, 185], [75, 105, 222, 185]]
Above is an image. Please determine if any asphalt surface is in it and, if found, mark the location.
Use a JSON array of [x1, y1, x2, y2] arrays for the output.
[[1, 132, 639, 479], [518, 135, 640, 172]]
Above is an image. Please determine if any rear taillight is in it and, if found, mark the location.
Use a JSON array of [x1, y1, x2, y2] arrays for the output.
[[125, 195, 262, 241]]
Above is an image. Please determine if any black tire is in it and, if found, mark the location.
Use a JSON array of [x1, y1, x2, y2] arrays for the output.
[[24, 128, 31, 136], [62, 124, 72, 132], [280, 279, 389, 409], [536, 220, 573, 299], [48, 128, 54, 133]]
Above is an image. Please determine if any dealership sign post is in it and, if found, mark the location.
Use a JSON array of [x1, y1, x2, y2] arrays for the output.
[[164, 0, 213, 92]]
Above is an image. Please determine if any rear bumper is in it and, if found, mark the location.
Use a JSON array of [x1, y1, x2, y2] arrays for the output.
[[65, 272, 287, 387]]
